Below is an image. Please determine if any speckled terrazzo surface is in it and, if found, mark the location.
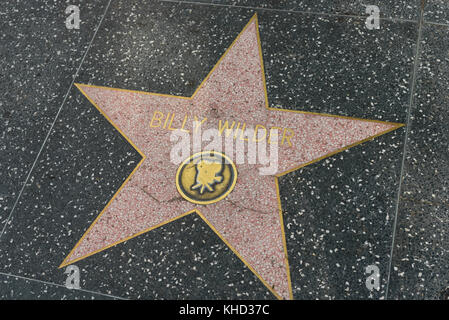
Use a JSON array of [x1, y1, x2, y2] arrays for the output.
[[1, 0, 448, 300]]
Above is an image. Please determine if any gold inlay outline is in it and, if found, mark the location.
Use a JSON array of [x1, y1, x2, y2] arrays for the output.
[[60, 14, 405, 301]]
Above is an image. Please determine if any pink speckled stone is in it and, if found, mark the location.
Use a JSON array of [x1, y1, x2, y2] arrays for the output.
[[64, 20, 398, 300]]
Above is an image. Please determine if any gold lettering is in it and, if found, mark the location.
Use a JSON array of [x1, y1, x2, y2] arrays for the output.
[[179, 114, 189, 132], [194, 116, 207, 132], [162, 113, 170, 129], [218, 120, 236, 137], [150, 111, 164, 128], [268, 126, 281, 144], [233, 122, 241, 139], [281, 128, 294, 147], [239, 122, 248, 141], [252, 124, 267, 142], [167, 113, 176, 131]]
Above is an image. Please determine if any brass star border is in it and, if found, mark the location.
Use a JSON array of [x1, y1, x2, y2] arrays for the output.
[[59, 14, 404, 300]]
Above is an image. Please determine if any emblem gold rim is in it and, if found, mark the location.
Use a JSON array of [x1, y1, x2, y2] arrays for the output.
[[175, 151, 238, 205]]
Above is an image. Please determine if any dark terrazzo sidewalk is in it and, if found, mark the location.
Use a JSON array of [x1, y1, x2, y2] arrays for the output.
[[1, 0, 448, 300]]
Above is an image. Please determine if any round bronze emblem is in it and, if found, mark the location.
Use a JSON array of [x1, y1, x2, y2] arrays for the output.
[[175, 151, 237, 205]]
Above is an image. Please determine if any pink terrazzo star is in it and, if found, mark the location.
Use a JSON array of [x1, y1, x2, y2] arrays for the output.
[[60, 15, 403, 300]]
